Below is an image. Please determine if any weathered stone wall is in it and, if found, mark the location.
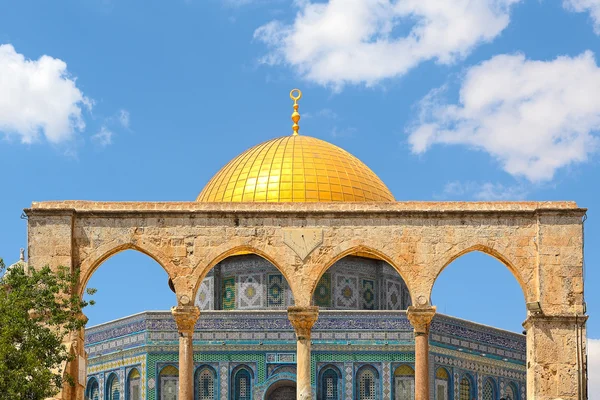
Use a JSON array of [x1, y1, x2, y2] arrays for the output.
[[25, 200, 587, 400]]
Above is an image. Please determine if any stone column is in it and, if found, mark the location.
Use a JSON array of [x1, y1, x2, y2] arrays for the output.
[[523, 314, 588, 400], [172, 305, 201, 400], [407, 306, 436, 400], [288, 306, 319, 400]]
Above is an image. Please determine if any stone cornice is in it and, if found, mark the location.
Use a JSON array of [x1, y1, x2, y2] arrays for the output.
[[25, 200, 585, 218]]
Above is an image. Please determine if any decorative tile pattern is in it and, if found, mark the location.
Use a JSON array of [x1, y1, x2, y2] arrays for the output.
[[382, 362, 391, 398], [385, 279, 402, 310], [334, 275, 358, 309], [238, 274, 264, 309], [344, 363, 353, 400], [196, 276, 214, 310], [220, 363, 228, 400], [361, 279, 376, 310], [222, 276, 236, 310], [267, 274, 285, 308], [314, 273, 331, 307]]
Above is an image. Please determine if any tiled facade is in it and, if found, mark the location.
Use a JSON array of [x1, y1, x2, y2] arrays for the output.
[[85, 311, 525, 399]]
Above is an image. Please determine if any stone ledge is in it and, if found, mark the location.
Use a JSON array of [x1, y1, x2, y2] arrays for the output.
[[25, 200, 585, 216]]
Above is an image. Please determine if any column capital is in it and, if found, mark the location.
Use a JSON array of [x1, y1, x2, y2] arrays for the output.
[[287, 306, 319, 340], [407, 306, 436, 335], [171, 305, 200, 334]]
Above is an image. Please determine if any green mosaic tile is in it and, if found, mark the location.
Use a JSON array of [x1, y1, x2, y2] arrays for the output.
[[146, 353, 179, 400], [223, 276, 236, 310], [310, 352, 414, 384]]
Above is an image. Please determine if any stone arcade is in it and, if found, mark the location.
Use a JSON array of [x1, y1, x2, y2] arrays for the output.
[[24, 90, 587, 399]]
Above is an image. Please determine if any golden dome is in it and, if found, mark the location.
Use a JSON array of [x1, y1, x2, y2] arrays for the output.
[[197, 135, 394, 202]]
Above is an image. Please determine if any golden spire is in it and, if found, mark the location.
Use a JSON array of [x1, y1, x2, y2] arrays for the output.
[[290, 88, 302, 136]]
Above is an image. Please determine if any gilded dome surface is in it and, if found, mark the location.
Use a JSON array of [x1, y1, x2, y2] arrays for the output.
[[197, 135, 394, 202]]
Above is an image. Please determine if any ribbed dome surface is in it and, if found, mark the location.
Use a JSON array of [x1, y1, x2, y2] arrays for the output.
[[197, 135, 394, 202]]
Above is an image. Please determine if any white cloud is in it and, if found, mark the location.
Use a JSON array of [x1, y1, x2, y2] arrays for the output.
[[254, 0, 521, 88], [408, 51, 600, 182], [589, 339, 600, 399], [564, 0, 600, 34], [92, 126, 113, 147], [118, 109, 130, 129], [0, 44, 91, 144], [439, 181, 528, 200]]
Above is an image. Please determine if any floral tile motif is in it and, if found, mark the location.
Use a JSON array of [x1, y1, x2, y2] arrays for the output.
[[334, 274, 359, 309], [238, 274, 264, 309], [361, 279, 376, 310], [385, 279, 402, 310], [195, 276, 214, 310], [267, 274, 285, 308]]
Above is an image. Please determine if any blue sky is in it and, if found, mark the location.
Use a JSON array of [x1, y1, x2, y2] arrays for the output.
[[0, 0, 599, 388]]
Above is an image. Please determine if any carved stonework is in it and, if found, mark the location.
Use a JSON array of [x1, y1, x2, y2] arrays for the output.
[[407, 306, 436, 336], [287, 306, 319, 340], [171, 306, 200, 334]]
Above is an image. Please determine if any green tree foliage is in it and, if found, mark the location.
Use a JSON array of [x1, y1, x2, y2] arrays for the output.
[[0, 258, 95, 399]]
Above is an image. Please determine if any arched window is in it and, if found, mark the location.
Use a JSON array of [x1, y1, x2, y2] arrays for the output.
[[504, 382, 518, 400], [434, 368, 449, 400], [356, 366, 379, 400], [483, 378, 496, 400], [128, 369, 141, 400], [196, 366, 217, 400], [394, 365, 415, 400], [160, 365, 179, 400], [86, 377, 100, 400], [233, 367, 252, 400], [318, 366, 340, 400], [106, 373, 121, 400], [459, 375, 473, 400]]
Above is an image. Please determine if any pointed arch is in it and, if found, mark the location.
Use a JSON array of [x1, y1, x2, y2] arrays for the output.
[[195, 364, 218, 400], [127, 368, 141, 400], [309, 243, 412, 302], [106, 372, 121, 400], [192, 244, 295, 305], [318, 364, 342, 400], [355, 365, 379, 400], [79, 241, 174, 298], [458, 373, 475, 400], [85, 376, 100, 400], [431, 244, 531, 304]]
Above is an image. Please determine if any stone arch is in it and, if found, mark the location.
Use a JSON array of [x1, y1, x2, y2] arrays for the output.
[[192, 243, 296, 305], [78, 241, 175, 298], [429, 244, 532, 305], [263, 378, 297, 400], [308, 242, 413, 303], [195, 364, 218, 400]]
